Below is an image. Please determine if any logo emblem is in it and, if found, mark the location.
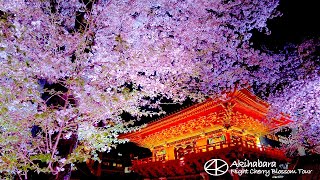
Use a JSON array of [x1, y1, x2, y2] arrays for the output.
[[204, 159, 229, 176]]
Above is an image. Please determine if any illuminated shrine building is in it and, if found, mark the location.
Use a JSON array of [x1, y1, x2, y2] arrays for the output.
[[120, 89, 291, 179]]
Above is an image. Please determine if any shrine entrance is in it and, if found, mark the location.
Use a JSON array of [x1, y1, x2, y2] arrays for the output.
[[120, 89, 292, 179]]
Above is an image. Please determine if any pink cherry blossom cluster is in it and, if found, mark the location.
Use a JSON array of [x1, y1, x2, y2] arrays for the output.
[[0, 0, 318, 177]]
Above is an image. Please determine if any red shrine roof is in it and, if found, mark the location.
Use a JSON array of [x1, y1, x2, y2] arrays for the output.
[[120, 89, 291, 148]]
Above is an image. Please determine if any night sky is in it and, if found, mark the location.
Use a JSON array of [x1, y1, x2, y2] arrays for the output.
[[251, 0, 320, 51]]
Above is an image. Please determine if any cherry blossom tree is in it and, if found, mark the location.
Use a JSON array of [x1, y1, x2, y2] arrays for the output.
[[265, 39, 320, 156], [0, 0, 318, 179]]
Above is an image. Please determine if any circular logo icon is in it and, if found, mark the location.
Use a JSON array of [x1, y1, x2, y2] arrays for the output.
[[204, 159, 229, 176]]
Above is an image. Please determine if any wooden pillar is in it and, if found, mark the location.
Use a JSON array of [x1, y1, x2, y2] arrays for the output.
[[166, 145, 175, 160], [151, 148, 156, 161], [226, 131, 231, 147], [256, 137, 261, 149]]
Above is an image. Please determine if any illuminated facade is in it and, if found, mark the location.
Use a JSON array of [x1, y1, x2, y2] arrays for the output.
[[121, 89, 291, 179]]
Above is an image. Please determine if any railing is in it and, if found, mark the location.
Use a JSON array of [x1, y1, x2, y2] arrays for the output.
[[132, 140, 286, 165], [194, 141, 285, 157]]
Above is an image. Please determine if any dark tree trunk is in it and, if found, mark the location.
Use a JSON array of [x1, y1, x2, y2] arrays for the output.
[[54, 133, 78, 180], [45, 1, 93, 179]]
